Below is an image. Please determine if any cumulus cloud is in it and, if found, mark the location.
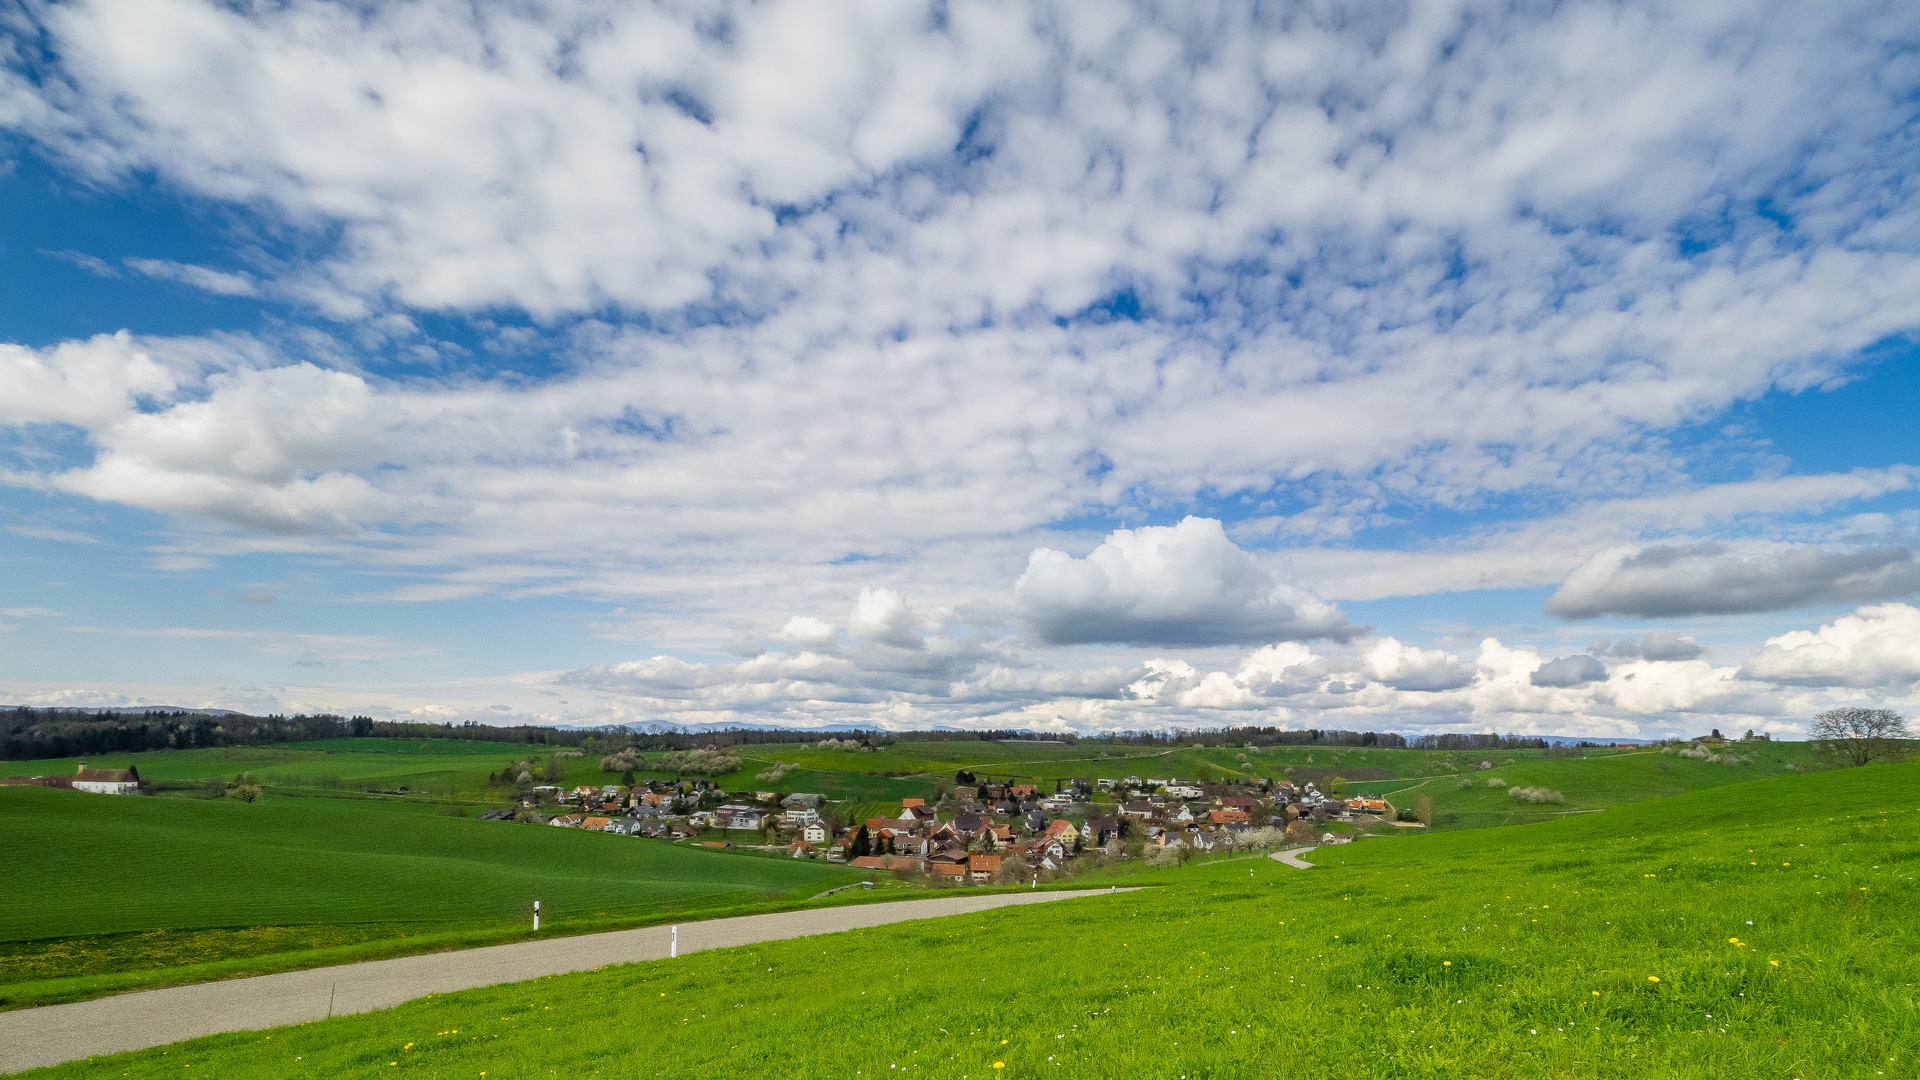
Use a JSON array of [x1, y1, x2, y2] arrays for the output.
[[0, 332, 179, 428], [1363, 638, 1476, 693], [1546, 543, 1920, 619], [1589, 630, 1707, 661], [1738, 603, 1920, 689], [1015, 518, 1364, 647], [774, 616, 838, 650], [847, 587, 924, 650], [1531, 654, 1609, 688]]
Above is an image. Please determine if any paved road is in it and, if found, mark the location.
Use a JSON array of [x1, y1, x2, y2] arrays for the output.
[[0, 889, 1134, 1075], [1269, 846, 1319, 869]]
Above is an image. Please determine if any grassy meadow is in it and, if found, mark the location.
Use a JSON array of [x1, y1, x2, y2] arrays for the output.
[[21, 759, 1916, 1079], [0, 733, 1842, 1017], [0, 783, 860, 1008]]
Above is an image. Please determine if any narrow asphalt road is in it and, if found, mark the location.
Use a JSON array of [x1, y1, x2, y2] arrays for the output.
[[1269, 846, 1319, 869], [0, 889, 1134, 1075]]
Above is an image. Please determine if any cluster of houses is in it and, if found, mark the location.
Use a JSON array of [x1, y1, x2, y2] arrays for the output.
[[491, 772, 1395, 882]]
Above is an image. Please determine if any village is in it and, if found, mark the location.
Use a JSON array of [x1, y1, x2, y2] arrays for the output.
[[494, 771, 1403, 883]]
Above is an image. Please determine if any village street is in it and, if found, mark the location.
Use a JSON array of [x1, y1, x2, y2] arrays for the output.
[[0, 889, 1136, 1075]]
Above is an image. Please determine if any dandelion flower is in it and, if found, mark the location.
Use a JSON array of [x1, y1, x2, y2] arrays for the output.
[[1443, 961, 1451, 966], [1648, 976, 1660, 983], [1769, 961, 1781, 967], [993, 1064, 1005, 1069]]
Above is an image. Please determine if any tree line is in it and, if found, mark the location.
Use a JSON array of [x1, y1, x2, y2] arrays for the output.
[[6, 706, 1618, 765]]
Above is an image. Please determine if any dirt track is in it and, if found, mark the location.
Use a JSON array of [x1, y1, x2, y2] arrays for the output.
[[0, 888, 1134, 1075]]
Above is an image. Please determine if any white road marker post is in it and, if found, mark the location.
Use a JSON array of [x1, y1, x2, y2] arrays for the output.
[[532, 900, 539, 931], [671, 925, 678, 958]]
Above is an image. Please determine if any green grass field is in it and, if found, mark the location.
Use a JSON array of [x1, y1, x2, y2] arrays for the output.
[[23, 760, 1915, 1078], [0, 784, 861, 1008]]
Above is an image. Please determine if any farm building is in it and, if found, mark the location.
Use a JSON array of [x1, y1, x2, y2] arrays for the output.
[[72, 763, 140, 795]]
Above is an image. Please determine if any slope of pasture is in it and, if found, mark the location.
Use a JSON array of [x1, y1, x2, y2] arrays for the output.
[[0, 787, 860, 944], [11, 744, 528, 796], [41, 761, 1918, 1080], [1367, 743, 1825, 829]]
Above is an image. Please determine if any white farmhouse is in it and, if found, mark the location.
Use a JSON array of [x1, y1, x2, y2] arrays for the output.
[[72, 763, 140, 795]]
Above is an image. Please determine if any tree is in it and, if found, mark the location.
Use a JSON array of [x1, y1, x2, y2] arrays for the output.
[[228, 773, 261, 803], [622, 768, 637, 787], [1197, 764, 1213, 785], [849, 825, 871, 859], [1284, 820, 1316, 846], [200, 776, 227, 799], [1325, 775, 1349, 797], [542, 755, 564, 783], [1414, 794, 1434, 825], [1810, 708, 1912, 767]]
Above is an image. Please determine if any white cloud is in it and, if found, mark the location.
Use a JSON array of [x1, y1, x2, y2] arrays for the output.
[[1546, 543, 1920, 619], [847, 587, 925, 650], [60, 624, 432, 661], [1363, 638, 1476, 693], [1738, 603, 1920, 689], [1590, 631, 1706, 662], [1015, 518, 1363, 647], [773, 616, 839, 651], [1531, 654, 1608, 688], [3, 1, 1920, 735], [124, 257, 257, 297], [7, 525, 100, 544], [0, 331, 179, 429]]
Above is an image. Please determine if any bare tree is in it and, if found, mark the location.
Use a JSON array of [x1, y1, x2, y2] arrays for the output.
[[1810, 708, 1912, 767], [1414, 794, 1434, 825]]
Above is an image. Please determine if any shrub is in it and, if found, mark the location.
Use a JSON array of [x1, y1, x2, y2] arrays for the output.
[[654, 749, 743, 776], [1508, 786, 1565, 804], [756, 763, 792, 783], [600, 748, 640, 773], [1486, 778, 1507, 788]]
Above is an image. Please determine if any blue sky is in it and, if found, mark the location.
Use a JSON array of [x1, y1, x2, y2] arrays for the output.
[[3, 0, 1919, 736]]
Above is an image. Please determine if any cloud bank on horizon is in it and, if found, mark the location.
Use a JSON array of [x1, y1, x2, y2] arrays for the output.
[[2, 0, 1918, 736]]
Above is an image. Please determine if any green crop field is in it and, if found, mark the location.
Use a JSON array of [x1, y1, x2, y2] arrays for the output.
[[27, 760, 1916, 1079], [8, 743, 532, 796], [0, 784, 860, 1007]]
